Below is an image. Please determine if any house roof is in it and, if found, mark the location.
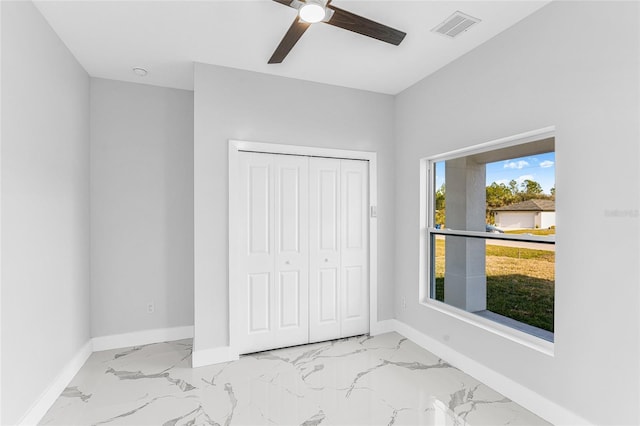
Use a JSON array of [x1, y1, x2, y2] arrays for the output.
[[492, 199, 555, 212]]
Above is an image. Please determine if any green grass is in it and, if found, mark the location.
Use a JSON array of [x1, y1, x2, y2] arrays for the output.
[[486, 244, 555, 261], [433, 239, 554, 332], [485, 274, 554, 332]]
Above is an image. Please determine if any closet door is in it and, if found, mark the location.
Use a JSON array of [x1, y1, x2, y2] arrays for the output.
[[339, 159, 369, 337], [236, 152, 309, 354], [309, 158, 369, 342], [309, 158, 342, 342], [274, 154, 309, 349]]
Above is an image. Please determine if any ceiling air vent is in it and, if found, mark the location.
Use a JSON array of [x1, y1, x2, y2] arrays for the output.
[[432, 11, 481, 38]]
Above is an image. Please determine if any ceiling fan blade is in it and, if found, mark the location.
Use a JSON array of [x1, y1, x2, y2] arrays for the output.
[[272, 0, 296, 7], [326, 5, 406, 46], [269, 16, 311, 64]]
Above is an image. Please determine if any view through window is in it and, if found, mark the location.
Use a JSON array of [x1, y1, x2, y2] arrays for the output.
[[428, 139, 555, 342]]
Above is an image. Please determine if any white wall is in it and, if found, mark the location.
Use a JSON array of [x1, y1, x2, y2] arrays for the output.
[[1, 2, 90, 424], [90, 78, 194, 337], [539, 211, 555, 230], [194, 63, 395, 355], [395, 2, 639, 425]]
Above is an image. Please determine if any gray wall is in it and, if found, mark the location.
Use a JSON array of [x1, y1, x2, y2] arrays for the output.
[[1, 2, 91, 424], [193, 63, 396, 353], [394, 2, 639, 424], [90, 78, 194, 337]]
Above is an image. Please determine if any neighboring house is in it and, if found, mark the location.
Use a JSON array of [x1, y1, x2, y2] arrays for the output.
[[493, 199, 555, 229]]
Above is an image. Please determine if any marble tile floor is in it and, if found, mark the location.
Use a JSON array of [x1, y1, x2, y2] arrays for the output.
[[40, 332, 550, 425]]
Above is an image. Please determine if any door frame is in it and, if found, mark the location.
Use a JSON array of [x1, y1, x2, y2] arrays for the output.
[[228, 139, 378, 353]]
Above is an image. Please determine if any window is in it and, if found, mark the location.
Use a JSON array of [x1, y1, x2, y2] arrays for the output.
[[422, 129, 556, 348]]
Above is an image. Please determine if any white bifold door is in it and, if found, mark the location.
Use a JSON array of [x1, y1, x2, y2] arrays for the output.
[[308, 158, 369, 343], [235, 152, 369, 355]]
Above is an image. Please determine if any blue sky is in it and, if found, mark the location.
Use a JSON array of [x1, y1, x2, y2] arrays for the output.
[[435, 152, 555, 194]]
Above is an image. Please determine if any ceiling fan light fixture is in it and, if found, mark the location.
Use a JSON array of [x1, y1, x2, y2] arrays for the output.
[[299, 2, 325, 24]]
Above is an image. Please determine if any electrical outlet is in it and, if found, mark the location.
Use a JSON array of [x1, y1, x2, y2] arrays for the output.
[[147, 302, 155, 314]]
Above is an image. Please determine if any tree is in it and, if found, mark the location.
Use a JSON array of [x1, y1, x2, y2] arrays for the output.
[[521, 179, 543, 196], [508, 179, 518, 195], [486, 182, 514, 207], [486, 182, 513, 223], [435, 183, 446, 226]]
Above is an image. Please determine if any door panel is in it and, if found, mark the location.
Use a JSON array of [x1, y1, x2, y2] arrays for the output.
[[340, 160, 369, 338], [249, 273, 271, 333], [345, 171, 364, 249], [319, 170, 339, 251], [249, 166, 270, 254], [279, 167, 300, 253], [309, 158, 342, 343], [279, 271, 300, 328], [274, 155, 309, 348], [237, 153, 276, 353], [344, 266, 363, 319], [237, 152, 309, 354], [318, 268, 338, 322]]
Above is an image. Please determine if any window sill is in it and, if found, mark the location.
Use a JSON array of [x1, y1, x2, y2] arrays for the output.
[[420, 299, 555, 356], [474, 310, 554, 343]]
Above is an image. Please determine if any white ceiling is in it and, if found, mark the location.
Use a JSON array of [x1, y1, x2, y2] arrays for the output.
[[34, 0, 551, 95]]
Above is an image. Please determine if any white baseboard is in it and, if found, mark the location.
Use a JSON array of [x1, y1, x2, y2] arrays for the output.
[[18, 340, 93, 426], [192, 346, 239, 368], [17, 326, 196, 425], [389, 319, 591, 426], [92, 325, 194, 352], [191, 319, 397, 368], [16, 322, 590, 426], [370, 319, 397, 336]]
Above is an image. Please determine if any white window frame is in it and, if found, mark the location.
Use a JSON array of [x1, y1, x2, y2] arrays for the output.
[[419, 127, 556, 356]]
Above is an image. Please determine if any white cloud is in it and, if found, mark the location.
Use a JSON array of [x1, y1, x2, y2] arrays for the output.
[[516, 175, 534, 185], [504, 160, 529, 169], [540, 160, 554, 168]]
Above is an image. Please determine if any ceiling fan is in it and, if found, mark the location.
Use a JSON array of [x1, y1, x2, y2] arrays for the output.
[[269, 0, 406, 64]]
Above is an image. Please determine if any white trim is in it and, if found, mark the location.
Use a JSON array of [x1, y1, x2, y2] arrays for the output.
[[422, 300, 553, 355], [430, 228, 555, 244], [369, 319, 396, 336], [16, 327, 196, 424], [192, 346, 239, 368], [368, 155, 379, 329], [91, 326, 194, 352], [13, 321, 587, 426], [230, 140, 377, 162], [228, 139, 378, 359], [426, 126, 556, 163], [18, 340, 93, 426], [0, 1, 4, 416], [389, 319, 591, 426], [228, 141, 240, 353], [419, 159, 430, 303]]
